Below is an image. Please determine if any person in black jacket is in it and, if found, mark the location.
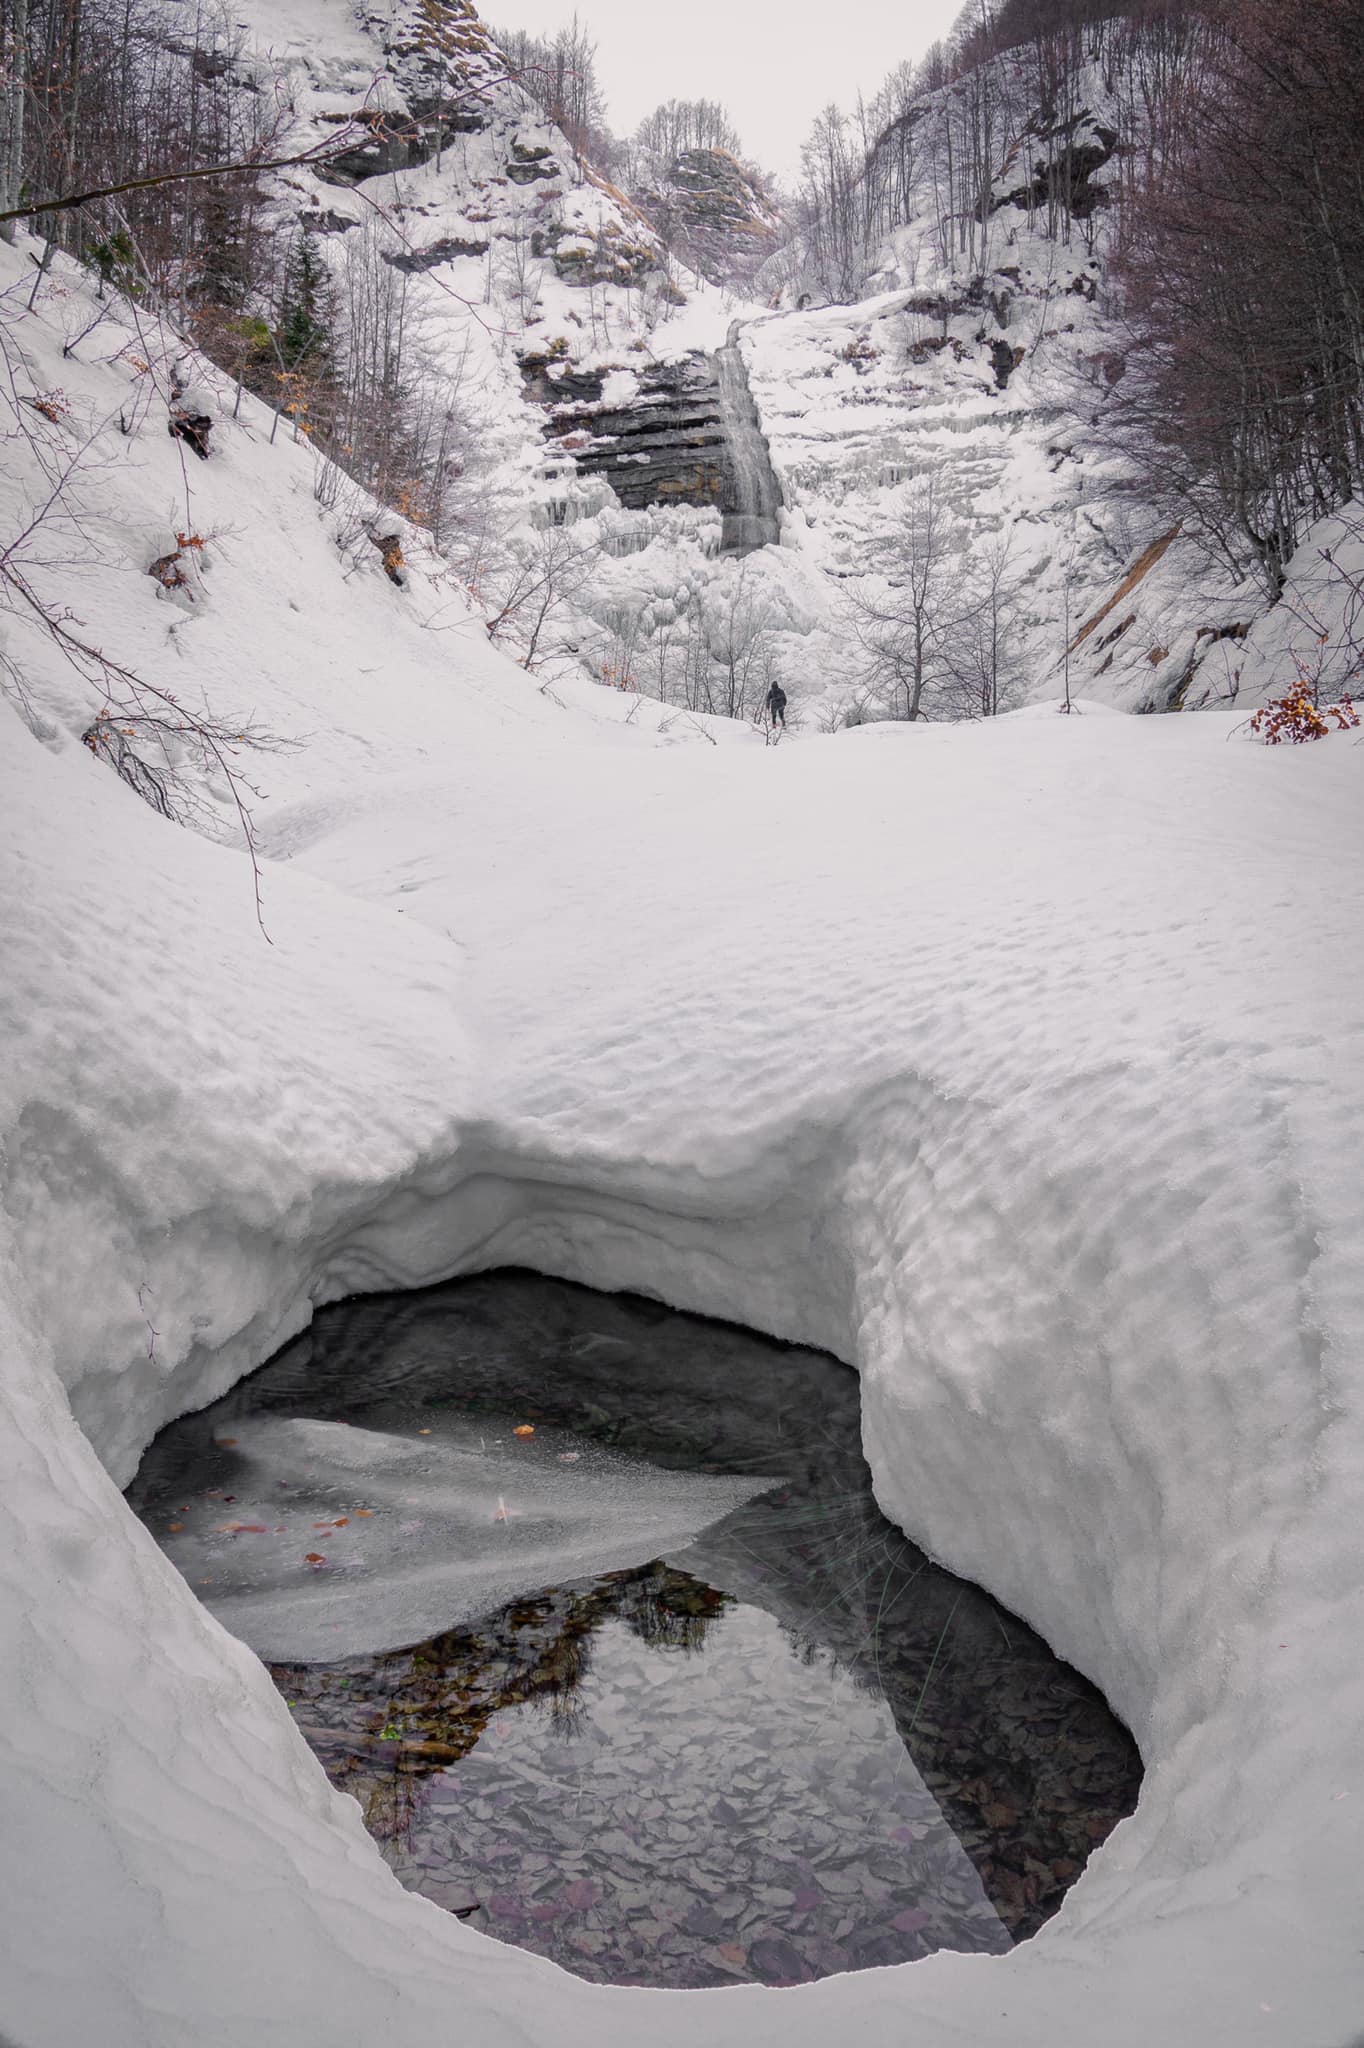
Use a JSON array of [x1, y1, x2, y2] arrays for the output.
[[766, 682, 787, 729]]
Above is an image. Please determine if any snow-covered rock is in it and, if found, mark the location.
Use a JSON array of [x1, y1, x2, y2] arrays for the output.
[[635, 148, 784, 293]]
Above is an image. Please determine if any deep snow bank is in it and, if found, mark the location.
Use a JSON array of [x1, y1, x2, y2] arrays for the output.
[[2, 243, 1364, 2048]]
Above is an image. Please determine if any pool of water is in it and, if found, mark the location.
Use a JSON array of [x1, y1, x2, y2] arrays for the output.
[[128, 1272, 1141, 1989]]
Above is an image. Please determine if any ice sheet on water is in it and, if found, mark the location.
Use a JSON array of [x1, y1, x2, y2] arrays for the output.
[[147, 1410, 771, 1663]]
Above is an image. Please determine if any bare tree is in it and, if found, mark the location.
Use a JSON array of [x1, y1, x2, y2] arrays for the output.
[[483, 521, 599, 671], [624, 96, 744, 190], [1112, 0, 1364, 593], [850, 472, 964, 719], [589, 596, 646, 691], [0, 293, 286, 928], [492, 12, 610, 166], [0, 0, 27, 244], [942, 529, 1027, 717], [704, 562, 779, 721]]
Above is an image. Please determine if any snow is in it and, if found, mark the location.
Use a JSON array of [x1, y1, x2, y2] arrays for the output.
[[736, 269, 1249, 722], [3, 227, 1364, 2048], [1233, 502, 1364, 710], [170, 0, 1263, 731]]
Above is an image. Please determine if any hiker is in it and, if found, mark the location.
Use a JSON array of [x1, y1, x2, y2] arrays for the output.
[[766, 682, 788, 729]]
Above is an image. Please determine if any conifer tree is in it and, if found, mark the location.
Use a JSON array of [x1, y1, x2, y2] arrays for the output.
[[278, 230, 334, 374]]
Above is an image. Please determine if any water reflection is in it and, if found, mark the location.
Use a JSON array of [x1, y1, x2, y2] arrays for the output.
[[129, 1272, 1141, 1989], [272, 1564, 731, 1846]]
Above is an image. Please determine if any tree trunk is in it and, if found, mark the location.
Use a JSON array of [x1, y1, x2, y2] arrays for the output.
[[0, 0, 29, 244]]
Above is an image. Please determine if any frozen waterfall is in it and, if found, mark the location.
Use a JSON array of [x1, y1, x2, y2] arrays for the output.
[[714, 321, 783, 554]]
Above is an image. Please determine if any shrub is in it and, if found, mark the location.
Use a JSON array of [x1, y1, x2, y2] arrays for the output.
[[1250, 688, 1359, 745]]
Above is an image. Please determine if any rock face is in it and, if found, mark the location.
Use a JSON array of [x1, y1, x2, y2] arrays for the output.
[[383, 234, 490, 273], [637, 148, 784, 291], [995, 113, 1119, 221], [532, 216, 663, 290], [527, 353, 732, 511], [507, 140, 561, 184], [316, 1, 505, 182], [359, 0, 503, 118], [317, 103, 486, 184], [524, 328, 782, 552]]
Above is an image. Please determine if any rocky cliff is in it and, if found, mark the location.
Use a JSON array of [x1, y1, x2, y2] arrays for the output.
[[636, 148, 784, 293]]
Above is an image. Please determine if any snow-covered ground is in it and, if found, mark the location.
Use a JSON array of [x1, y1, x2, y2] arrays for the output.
[[2, 229, 1364, 2048]]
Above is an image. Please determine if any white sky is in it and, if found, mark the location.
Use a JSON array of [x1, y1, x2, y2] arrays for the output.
[[489, 1, 968, 182]]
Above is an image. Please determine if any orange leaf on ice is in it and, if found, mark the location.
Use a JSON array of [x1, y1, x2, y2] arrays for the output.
[[514, 1425, 536, 1438]]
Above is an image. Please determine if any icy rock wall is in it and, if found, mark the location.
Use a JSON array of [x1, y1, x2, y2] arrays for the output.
[[534, 354, 732, 512], [733, 37, 1299, 719], [634, 147, 784, 291]]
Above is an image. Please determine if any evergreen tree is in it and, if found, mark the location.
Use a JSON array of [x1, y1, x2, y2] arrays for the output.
[[278, 231, 335, 373]]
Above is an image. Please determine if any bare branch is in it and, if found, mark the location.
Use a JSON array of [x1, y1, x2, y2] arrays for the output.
[[0, 136, 358, 229]]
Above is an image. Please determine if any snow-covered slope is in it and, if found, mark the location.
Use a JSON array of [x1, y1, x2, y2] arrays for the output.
[[185, 6, 1349, 734], [178, 5, 1294, 733], [205, 0, 724, 549], [731, 38, 1272, 724], [2, 204, 1364, 2048]]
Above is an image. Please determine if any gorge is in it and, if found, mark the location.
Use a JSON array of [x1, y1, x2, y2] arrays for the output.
[[1, 4, 1362, 2048]]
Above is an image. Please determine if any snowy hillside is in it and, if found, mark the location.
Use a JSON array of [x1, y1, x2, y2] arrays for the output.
[[179, 0, 817, 721], [94, 0, 1328, 739], [2, 197, 1364, 2048], [724, 37, 1277, 724], [220, 0, 695, 491]]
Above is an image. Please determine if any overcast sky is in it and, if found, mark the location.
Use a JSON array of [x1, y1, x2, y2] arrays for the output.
[[489, 1, 968, 182]]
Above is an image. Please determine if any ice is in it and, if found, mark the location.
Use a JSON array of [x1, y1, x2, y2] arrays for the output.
[[715, 320, 784, 555], [136, 1409, 770, 1661]]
